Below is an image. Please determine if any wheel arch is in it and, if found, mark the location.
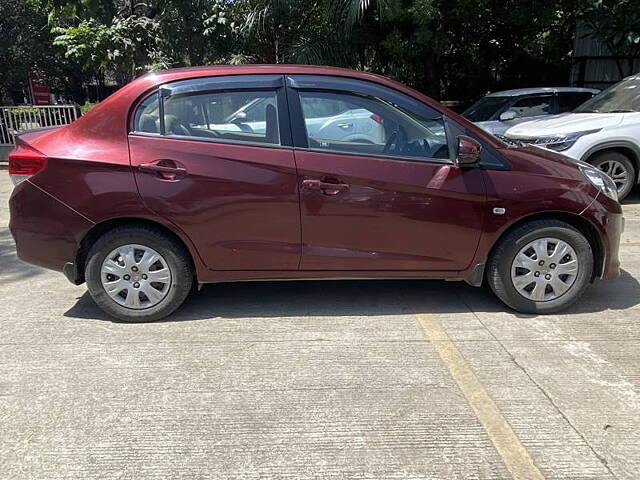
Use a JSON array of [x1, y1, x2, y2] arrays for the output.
[[486, 211, 604, 280], [72, 217, 201, 285], [582, 142, 640, 184]]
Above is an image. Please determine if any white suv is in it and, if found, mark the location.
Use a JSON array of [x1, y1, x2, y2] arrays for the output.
[[504, 74, 640, 200]]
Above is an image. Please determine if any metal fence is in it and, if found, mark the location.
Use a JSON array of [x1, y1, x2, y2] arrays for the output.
[[0, 105, 80, 146]]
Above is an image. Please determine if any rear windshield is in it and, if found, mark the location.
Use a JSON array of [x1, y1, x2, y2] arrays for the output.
[[575, 77, 640, 113], [462, 96, 511, 122]]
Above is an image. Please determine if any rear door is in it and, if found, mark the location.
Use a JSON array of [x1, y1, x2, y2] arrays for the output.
[[286, 75, 487, 271], [128, 74, 301, 270]]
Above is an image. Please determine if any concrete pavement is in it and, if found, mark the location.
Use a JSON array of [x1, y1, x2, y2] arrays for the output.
[[1, 171, 639, 479]]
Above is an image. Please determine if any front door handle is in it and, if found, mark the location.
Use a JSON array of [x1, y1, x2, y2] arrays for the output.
[[139, 160, 187, 180], [301, 179, 350, 195]]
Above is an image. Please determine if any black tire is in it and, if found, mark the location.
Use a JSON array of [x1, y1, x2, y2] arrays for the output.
[[487, 220, 593, 314], [85, 225, 193, 322], [589, 151, 636, 201]]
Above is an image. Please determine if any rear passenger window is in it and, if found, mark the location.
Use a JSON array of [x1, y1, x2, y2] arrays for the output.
[[298, 91, 449, 161], [510, 96, 551, 117], [133, 90, 281, 146], [134, 93, 160, 133], [557, 92, 595, 112]]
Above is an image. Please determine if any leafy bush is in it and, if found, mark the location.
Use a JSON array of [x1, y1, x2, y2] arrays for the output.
[[80, 103, 97, 114], [10, 107, 40, 115]]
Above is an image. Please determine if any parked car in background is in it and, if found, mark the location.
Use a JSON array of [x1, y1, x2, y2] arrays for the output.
[[463, 87, 599, 136], [9, 65, 622, 322], [505, 74, 640, 201], [211, 96, 387, 145]]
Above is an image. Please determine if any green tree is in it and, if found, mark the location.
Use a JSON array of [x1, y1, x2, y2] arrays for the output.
[[0, 0, 77, 102], [47, 0, 237, 86], [581, 0, 640, 78], [17, 0, 604, 104], [349, 0, 585, 100]]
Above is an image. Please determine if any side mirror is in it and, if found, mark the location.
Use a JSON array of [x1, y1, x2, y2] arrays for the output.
[[499, 110, 517, 122], [456, 135, 482, 166], [231, 111, 248, 124]]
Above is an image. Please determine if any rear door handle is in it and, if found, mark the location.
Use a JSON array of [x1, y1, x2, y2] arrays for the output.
[[301, 179, 350, 195]]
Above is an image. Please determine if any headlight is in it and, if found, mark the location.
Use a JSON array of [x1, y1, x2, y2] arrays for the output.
[[533, 129, 601, 151], [579, 163, 618, 201]]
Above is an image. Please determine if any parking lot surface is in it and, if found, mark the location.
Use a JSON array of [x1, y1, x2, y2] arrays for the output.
[[1, 171, 639, 479]]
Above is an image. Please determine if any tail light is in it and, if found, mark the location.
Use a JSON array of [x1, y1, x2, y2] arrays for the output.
[[8, 146, 48, 186], [370, 114, 384, 124]]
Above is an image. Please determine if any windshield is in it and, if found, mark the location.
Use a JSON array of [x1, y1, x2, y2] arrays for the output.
[[462, 96, 511, 122], [574, 76, 640, 113]]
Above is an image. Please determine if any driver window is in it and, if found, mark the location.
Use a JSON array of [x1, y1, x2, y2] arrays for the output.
[[298, 91, 449, 160]]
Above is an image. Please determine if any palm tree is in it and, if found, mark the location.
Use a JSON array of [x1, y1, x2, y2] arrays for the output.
[[238, 0, 387, 66]]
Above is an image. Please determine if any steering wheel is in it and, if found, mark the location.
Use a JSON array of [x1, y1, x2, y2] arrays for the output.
[[383, 127, 407, 155]]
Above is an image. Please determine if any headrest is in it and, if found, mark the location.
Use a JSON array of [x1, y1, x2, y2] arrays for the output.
[[139, 114, 158, 133]]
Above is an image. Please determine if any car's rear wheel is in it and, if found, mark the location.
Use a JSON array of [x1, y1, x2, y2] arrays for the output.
[[589, 151, 635, 201], [85, 226, 193, 322], [487, 220, 593, 314]]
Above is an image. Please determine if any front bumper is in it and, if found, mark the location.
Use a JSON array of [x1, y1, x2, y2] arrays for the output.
[[9, 180, 93, 274], [601, 212, 623, 280], [581, 192, 623, 280]]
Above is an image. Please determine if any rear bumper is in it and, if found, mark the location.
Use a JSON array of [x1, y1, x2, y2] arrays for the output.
[[9, 180, 93, 274]]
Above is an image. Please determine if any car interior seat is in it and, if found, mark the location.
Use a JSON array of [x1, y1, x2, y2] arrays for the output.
[[163, 114, 191, 136], [139, 114, 158, 133]]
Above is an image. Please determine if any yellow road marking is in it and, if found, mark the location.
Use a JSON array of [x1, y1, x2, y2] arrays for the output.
[[416, 314, 545, 480]]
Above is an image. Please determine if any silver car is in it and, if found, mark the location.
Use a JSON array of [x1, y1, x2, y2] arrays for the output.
[[462, 87, 599, 136]]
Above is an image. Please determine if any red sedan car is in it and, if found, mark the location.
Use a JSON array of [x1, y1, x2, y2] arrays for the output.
[[8, 65, 623, 322]]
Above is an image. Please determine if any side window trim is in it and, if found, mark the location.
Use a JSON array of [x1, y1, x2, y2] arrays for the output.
[[287, 75, 441, 120], [130, 74, 293, 147], [291, 146, 455, 166], [285, 84, 309, 148], [158, 90, 165, 135], [160, 74, 283, 96]]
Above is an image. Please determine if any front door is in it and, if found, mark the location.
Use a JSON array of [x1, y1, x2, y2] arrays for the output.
[[287, 77, 487, 271], [128, 75, 301, 270]]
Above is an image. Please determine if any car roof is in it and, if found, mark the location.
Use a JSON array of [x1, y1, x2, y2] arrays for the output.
[[486, 87, 600, 97], [59, 64, 506, 153], [139, 64, 386, 82]]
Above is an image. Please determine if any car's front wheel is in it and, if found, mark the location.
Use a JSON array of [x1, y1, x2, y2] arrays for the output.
[[487, 220, 593, 314], [85, 225, 193, 322]]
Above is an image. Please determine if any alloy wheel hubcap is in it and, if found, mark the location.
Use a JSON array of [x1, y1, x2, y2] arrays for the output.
[[101, 244, 171, 309], [511, 237, 579, 302], [598, 160, 629, 193]]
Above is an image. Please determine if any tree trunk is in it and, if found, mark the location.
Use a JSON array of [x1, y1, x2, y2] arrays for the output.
[[183, 4, 193, 66], [424, 54, 441, 100]]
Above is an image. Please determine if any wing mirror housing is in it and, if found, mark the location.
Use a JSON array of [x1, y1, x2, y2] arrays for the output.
[[456, 135, 482, 167], [231, 111, 248, 124], [499, 110, 517, 122]]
